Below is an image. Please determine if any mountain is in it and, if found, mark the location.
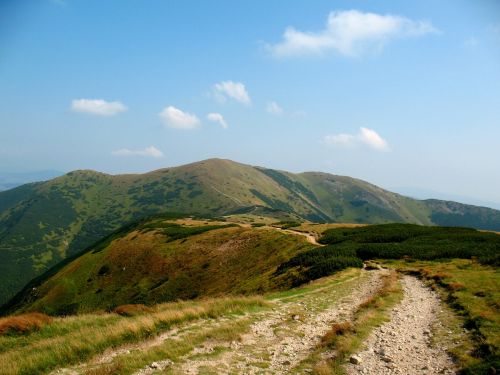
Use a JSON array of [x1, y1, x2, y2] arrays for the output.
[[0, 170, 64, 191], [1, 217, 312, 315], [392, 186, 500, 210], [1, 158, 499, 306]]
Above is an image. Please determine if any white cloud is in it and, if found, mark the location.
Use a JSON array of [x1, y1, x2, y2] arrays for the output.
[[358, 127, 389, 151], [159, 106, 200, 130], [71, 99, 127, 116], [268, 10, 439, 58], [464, 37, 479, 47], [267, 101, 284, 115], [213, 81, 251, 105], [112, 146, 164, 158], [324, 127, 389, 151], [206, 113, 228, 128]]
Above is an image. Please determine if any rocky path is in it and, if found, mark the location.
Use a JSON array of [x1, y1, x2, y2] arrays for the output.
[[173, 269, 386, 374], [346, 275, 457, 375]]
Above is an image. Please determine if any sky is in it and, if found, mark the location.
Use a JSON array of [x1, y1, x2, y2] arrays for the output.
[[1, 0, 500, 203]]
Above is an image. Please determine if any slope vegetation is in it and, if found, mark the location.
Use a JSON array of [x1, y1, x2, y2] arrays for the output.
[[2, 218, 314, 315], [1, 158, 499, 305]]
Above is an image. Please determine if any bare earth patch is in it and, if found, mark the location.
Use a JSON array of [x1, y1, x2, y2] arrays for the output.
[[173, 269, 386, 374], [345, 275, 457, 375]]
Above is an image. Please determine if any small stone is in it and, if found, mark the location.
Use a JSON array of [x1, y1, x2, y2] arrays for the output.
[[381, 356, 392, 363], [350, 355, 362, 365], [292, 314, 300, 321], [282, 360, 291, 366]]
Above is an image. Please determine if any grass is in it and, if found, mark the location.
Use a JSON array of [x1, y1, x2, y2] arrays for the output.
[[88, 317, 256, 375], [7, 222, 312, 315], [0, 313, 52, 335], [387, 259, 500, 374], [113, 304, 154, 317], [0, 296, 268, 375]]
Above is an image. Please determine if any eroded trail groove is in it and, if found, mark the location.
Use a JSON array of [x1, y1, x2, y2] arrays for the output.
[[172, 269, 386, 374], [346, 275, 456, 375]]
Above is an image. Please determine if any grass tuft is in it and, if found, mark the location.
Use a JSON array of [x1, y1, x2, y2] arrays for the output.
[[320, 321, 353, 348], [0, 313, 52, 335], [113, 304, 154, 317]]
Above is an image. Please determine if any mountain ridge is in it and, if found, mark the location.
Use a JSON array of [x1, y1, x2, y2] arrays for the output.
[[1, 158, 499, 306]]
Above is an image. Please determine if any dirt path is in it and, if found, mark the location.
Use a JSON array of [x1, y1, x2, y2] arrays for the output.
[[345, 275, 457, 375], [171, 269, 386, 374], [274, 227, 322, 246]]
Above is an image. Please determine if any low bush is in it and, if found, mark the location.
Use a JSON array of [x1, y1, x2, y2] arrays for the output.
[[276, 244, 363, 283], [0, 312, 52, 335], [160, 223, 237, 242], [319, 224, 500, 266], [273, 221, 301, 229], [113, 304, 154, 317]]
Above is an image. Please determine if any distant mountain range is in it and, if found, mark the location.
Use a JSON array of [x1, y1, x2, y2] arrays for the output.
[[1, 158, 499, 306], [0, 170, 63, 191], [391, 187, 500, 211]]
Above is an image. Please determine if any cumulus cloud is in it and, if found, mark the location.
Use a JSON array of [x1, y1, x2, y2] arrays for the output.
[[213, 81, 251, 105], [71, 99, 127, 116], [267, 101, 284, 115], [207, 113, 228, 128], [268, 10, 439, 58], [112, 146, 164, 158], [324, 127, 389, 151], [159, 106, 200, 130]]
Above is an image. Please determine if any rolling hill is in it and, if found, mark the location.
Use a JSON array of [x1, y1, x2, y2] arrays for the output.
[[1, 158, 499, 306], [1, 217, 313, 315]]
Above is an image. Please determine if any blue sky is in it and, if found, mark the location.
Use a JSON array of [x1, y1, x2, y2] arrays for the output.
[[1, 0, 500, 203]]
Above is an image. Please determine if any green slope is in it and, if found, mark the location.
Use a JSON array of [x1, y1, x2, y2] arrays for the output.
[[1, 158, 499, 306], [2, 218, 313, 315]]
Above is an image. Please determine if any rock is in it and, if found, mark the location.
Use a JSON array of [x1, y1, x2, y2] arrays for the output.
[[292, 315, 300, 321], [350, 355, 362, 365], [149, 362, 160, 369], [282, 360, 291, 365], [147, 360, 172, 371], [381, 356, 392, 363]]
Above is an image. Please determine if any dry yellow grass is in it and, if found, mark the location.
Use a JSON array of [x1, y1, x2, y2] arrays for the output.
[[0, 296, 267, 375], [113, 304, 154, 316], [0, 313, 52, 335], [294, 222, 367, 235]]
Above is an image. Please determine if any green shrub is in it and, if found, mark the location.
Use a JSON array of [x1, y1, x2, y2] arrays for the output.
[[319, 224, 500, 266]]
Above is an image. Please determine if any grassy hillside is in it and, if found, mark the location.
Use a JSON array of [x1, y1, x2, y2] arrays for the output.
[[1, 158, 499, 305], [2, 218, 315, 315]]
